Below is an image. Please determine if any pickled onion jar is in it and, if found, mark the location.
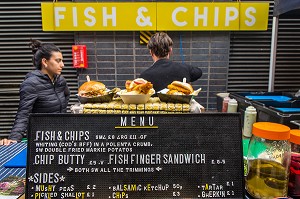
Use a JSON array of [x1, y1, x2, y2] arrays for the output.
[[288, 129, 300, 198], [246, 122, 291, 199]]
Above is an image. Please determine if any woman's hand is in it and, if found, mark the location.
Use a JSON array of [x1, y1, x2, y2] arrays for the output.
[[0, 138, 17, 146]]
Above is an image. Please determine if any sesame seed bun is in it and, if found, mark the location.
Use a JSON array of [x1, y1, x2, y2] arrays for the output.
[[78, 81, 106, 97]]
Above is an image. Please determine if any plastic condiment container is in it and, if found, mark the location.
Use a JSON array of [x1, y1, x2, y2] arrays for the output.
[[227, 98, 238, 113], [288, 129, 300, 198], [222, 97, 230, 112], [243, 106, 257, 137], [246, 122, 291, 199]]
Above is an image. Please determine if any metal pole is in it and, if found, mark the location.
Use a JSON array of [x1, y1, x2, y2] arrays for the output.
[[268, 16, 279, 92]]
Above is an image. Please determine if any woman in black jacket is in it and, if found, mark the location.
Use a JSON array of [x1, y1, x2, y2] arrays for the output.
[[0, 40, 70, 145]]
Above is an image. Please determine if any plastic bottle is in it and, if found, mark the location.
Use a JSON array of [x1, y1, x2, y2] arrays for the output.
[[243, 106, 257, 137], [288, 129, 300, 198], [227, 98, 238, 113], [246, 122, 291, 199], [222, 97, 230, 112]]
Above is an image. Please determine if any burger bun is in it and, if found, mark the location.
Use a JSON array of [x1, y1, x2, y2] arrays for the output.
[[167, 81, 194, 95], [78, 81, 106, 96]]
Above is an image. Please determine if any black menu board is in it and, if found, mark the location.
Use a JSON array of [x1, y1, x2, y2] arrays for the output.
[[26, 113, 244, 199]]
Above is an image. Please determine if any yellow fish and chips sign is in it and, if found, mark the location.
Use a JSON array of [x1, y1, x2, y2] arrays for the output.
[[41, 2, 269, 31]]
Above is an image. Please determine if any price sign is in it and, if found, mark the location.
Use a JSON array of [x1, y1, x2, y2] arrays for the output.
[[26, 113, 244, 198]]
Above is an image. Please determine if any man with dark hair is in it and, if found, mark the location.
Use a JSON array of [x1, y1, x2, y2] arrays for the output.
[[140, 32, 202, 93]]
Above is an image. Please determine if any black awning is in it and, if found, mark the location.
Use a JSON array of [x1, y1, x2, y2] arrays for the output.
[[274, 0, 300, 16]]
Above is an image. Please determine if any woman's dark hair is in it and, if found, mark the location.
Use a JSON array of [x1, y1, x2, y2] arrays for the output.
[[29, 39, 61, 70], [147, 32, 173, 58]]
